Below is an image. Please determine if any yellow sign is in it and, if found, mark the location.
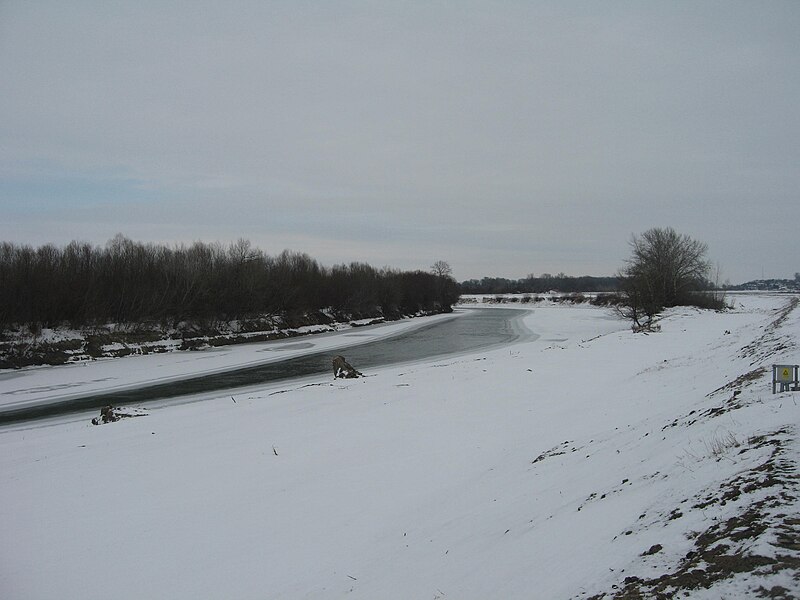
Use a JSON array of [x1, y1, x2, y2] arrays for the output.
[[776, 365, 794, 382]]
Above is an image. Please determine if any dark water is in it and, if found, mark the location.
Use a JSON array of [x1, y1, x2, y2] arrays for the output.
[[0, 308, 531, 424]]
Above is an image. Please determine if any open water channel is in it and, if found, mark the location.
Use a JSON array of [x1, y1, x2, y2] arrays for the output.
[[1, 307, 533, 424]]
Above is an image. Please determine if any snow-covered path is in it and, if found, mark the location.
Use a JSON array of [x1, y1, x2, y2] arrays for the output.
[[1, 294, 798, 599]]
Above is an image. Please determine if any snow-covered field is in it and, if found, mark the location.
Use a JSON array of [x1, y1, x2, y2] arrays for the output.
[[1, 294, 798, 599]]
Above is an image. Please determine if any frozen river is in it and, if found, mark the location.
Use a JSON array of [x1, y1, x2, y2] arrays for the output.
[[0, 307, 533, 424]]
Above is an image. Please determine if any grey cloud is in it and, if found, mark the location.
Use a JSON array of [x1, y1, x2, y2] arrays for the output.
[[1, 1, 798, 281]]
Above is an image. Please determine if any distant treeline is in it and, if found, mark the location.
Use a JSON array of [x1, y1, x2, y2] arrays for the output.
[[0, 236, 459, 330], [724, 277, 800, 292], [460, 275, 619, 295]]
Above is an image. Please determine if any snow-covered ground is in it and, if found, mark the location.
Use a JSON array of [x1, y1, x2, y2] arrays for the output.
[[1, 294, 798, 599]]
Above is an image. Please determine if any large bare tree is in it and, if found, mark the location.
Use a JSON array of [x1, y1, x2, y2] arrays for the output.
[[618, 227, 714, 329], [430, 260, 453, 278]]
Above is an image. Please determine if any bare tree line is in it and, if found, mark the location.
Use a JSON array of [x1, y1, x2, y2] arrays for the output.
[[0, 235, 459, 330]]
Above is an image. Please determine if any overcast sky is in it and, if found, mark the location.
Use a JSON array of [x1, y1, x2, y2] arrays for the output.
[[1, 1, 798, 283]]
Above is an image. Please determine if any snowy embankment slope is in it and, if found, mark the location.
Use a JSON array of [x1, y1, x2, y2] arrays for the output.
[[1, 294, 798, 599]]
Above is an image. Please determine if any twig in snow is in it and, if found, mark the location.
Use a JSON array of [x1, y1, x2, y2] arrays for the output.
[[268, 382, 332, 396], [231, 396, 236, 403], [272, 445, 278, 456], [347, 575, 357, 581]]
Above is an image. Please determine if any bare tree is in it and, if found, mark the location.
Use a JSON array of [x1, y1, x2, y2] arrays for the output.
[[431, 260, 453, 278], [618, 227, 717, 329]]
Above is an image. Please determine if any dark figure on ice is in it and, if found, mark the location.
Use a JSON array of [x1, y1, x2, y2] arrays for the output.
[[332, 355, 362, 379], [91, 405, 119, 425]]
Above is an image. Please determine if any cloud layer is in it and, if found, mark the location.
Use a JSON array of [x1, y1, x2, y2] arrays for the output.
[[2, 1, 798, 282]]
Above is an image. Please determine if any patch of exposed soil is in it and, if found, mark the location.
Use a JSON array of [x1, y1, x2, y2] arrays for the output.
[[584, 429, 800, 599], [709, 366, 769, 398], [531, 439, 583, 464], [739, 297, 799, 366]]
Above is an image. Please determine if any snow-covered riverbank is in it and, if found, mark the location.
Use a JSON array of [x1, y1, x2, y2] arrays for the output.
[[1, 294, 798, 599]]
